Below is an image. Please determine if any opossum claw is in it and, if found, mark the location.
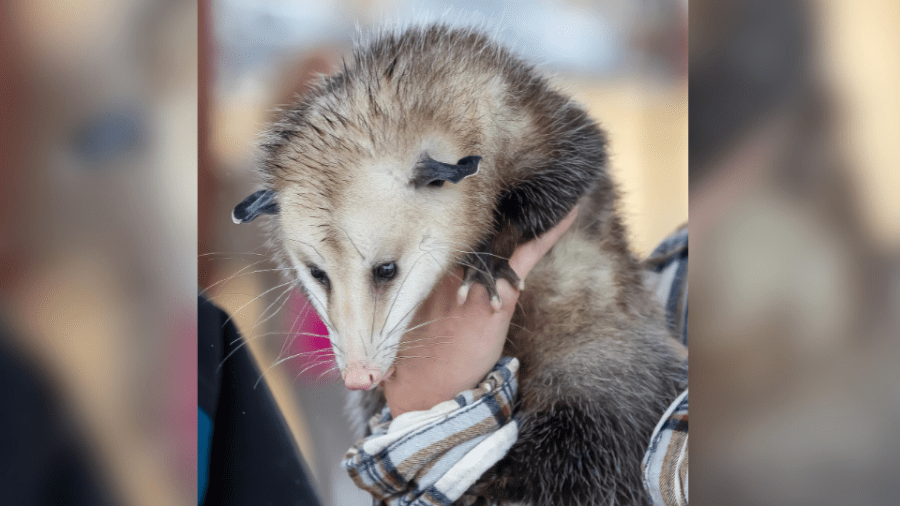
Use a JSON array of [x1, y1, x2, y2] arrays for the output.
[[456, 281, 472, 306], [459, 249, 522, 311], [493, 260, 523, 293]]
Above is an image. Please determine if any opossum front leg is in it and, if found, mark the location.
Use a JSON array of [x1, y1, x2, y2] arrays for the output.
[[457, 160, 595, 310], [457, 228, 524, 311]]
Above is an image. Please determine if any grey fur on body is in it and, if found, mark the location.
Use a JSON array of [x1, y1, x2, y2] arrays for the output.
[[254, 24, 686, 506]]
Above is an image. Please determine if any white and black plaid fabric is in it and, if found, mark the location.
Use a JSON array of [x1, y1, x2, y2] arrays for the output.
[[344, 357, 520, 506], [344, 227, 689, 506], [642, 224, 688, 506], [643, 389, 688, 506], [643, 224, 688, 348]]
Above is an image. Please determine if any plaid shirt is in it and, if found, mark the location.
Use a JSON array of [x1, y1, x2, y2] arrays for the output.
[[344, 227, 689, 506], [641, 225, 688, 506]]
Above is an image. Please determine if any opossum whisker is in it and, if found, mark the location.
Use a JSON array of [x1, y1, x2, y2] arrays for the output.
[[312, 365, 342, 384], [210, 293, 331, 372], [409, 244, 465, 296], [374, 318, 458, 362], [204, 291, 329, 329], [395, 334, 456, 345], [217, 328, 333, 372], [370, 286, 378, 344], [254, 349, 336, 389], [299, 286, 335, 331], [507, 320, 533, 335], [394, 340, 454, 353], [301, 286, 338, 336], [291, 359, 341, 387], [210, 267, 296, 287], [398, 315, 468, 336], [378, 247, 425, 335], [327, 336, 346, 357], [358, 330, 367, 356], [420, 251, 465, 284], [378, 246, 429, 337], [435, 240, 513, 263], [217, 330, 306, 372], [375, 326, 466, 361], [227, 330, 330, 348], [220, 280, 296, 330], [248, 281, 298, 333], [391, 355, 440, 362], [275, 347, 337, 361], [296, 359, 338, 382], [397, 344, 453, 354], [421, 245, 493, 282], [382, 335, 456, 353], [197, 249, 270, 258], [199, 258, 270, 296], [274, 298, 313, 360], [248, 283, 296, 334], [386, 305, 490, 343], [380, 298, 426, 345]]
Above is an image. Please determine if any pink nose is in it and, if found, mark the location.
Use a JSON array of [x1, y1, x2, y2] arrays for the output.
[[343, 362, 388, 390]]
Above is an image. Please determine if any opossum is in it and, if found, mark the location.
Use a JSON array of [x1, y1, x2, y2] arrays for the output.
[[233, 24, 687, 506]]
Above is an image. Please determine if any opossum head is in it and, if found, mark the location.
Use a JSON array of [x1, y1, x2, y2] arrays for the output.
[[234, 25, 546, 390], [275, 149, 493, 391]]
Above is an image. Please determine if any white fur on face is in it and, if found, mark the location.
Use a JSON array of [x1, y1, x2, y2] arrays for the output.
[[278, 154, 472, 376]]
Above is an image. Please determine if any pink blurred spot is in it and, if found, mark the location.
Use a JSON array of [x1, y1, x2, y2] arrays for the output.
[[285, 291, 337, 382]]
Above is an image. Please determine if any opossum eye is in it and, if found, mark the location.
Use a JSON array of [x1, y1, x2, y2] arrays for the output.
[[373, 262, 397, 282], [309, 266, 330, 289]]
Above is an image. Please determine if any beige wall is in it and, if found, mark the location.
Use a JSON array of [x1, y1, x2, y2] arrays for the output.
[[568, 78, 689, 255], [819, 0, 900, 249]]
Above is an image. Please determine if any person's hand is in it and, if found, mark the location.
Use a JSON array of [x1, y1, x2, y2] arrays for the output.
[[382, 207, 579, 416]]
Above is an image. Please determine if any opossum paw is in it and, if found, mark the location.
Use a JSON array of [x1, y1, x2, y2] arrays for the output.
[[458, 254, 521, 311]]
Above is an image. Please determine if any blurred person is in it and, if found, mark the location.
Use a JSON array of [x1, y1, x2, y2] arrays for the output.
[[0, 326, 118, 505], [1, 0, 197, 504], [690, 0, 900, 504], [1, 7, 116, 503]]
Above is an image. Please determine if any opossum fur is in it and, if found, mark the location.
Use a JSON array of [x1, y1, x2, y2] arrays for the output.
[[238, 24, 687, 506]]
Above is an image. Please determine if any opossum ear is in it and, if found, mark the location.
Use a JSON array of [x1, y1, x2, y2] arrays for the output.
[[412, 156, 481, 189], [232, 189, 279, 224]]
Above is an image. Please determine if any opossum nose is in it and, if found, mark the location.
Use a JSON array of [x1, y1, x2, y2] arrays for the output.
[[343, 362, 387, 391]]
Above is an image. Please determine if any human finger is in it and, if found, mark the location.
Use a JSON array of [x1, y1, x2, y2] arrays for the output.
[[508, 206, 579, 280]]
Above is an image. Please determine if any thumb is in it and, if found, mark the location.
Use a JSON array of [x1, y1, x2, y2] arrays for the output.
[[508, 206, 579, 280]]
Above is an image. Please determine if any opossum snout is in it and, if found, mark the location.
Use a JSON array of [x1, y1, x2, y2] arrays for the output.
[[342, 361, 394, 390]]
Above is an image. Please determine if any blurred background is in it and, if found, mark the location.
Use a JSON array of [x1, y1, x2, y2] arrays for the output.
[[201, 0, 686, 504], [0, 0, 196, 505], [690, 0, 900, 504]]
